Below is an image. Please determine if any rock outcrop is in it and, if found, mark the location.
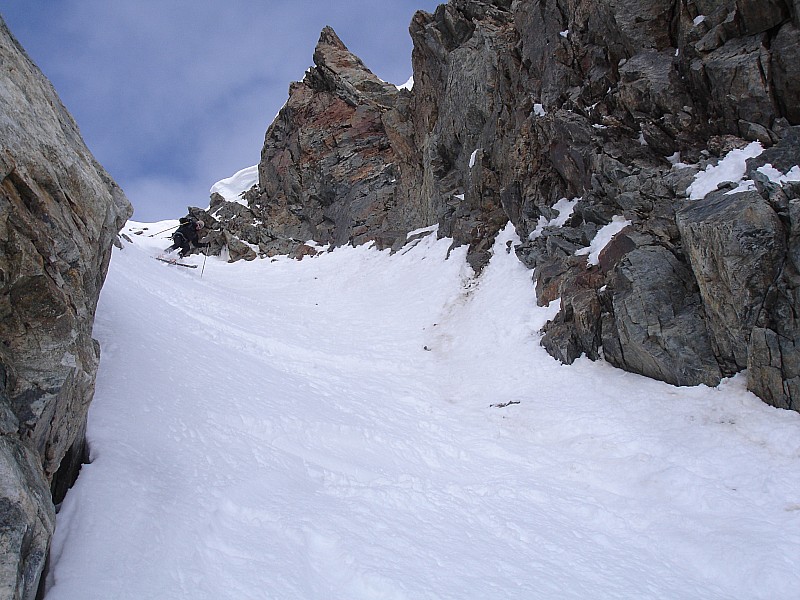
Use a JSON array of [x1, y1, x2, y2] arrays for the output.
[[738, 132, 800, 409], [0, 17, 131, 599], [205, 27, 417, 258], [207, 0, 799, 412]]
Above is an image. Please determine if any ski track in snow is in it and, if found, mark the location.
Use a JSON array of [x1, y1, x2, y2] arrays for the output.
[[44, 223, 800, 600]]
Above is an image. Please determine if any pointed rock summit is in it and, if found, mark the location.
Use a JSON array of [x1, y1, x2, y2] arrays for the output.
[[311, 26, 399, 107], [206, 26, 416, 255]]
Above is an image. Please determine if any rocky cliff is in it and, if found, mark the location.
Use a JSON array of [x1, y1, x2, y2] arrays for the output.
[[0, 17, 132, 600], [205, 0, 799, 413]]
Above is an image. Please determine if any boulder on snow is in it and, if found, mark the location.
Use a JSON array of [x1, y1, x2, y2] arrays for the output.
[[224, 232, 257, 262], [601, 243, 723, 387], [677, 189, 786, 375]]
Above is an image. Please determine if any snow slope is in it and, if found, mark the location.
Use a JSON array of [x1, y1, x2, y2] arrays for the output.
[[45, 222, 800, 599], [209, 165, 259, 205]]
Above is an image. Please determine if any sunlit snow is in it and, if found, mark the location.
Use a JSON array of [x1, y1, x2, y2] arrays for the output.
[[575, 215, 631, 266], [43, 221, 800, 600], [209, 165, 259, 205], [758, 163, 800, 184], [468, 149, 480, 169], [529, 197, 578, 240], [687, 142, 763, 200]]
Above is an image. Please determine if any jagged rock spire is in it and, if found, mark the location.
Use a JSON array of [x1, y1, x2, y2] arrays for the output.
[[309, 26, 399, 108], [211, 26, 413, 254]]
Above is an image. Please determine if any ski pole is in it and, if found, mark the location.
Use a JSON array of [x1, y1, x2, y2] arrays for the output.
[[201, 245, 208, 278], [148, 224, 178, 237]]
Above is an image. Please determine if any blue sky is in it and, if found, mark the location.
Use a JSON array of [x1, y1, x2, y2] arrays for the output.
[[2, 1, 440, 221]]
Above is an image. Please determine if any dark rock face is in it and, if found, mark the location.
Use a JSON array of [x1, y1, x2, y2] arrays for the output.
[[208, 0, 799, 412], [677, 190, 786, 375], [0, 17, 131, 599], [601, 243, 723, 387], [743, 131, 800, 409], [208, 27, 414, 257], [404, 1, 521, 270]]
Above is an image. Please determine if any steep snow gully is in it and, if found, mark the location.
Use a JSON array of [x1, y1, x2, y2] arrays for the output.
[[44, 222, 800, 599]]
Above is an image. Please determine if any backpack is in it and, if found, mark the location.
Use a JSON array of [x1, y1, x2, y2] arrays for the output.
[[175, 218, 197, 238]]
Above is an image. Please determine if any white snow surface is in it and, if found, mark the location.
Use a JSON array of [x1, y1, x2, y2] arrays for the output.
[[758, 163, 800, 185], [549, 197, 578, 228], [209, 165, 259, 205], [468, 149, 480, 169], [397, 76, 414, 91], [44, 221, 800, 600], [406, 224, 439, 240], [576, 215, 632, 266], [687, 142, 763, 200], [529, 197, 578, 240]]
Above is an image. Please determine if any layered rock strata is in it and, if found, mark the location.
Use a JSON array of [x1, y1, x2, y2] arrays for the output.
[[0, 17, 131, 599], [206, 27, 417, 258]]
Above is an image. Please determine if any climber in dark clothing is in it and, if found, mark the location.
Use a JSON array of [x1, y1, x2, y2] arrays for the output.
[[168, 217, 206, 258]]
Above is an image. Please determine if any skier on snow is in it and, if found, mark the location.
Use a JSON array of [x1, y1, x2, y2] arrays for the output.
[[167, 216, 206, 258]]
